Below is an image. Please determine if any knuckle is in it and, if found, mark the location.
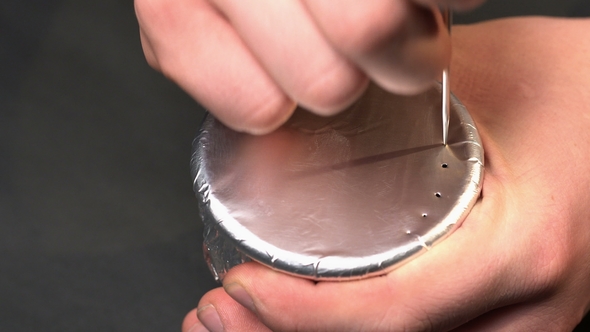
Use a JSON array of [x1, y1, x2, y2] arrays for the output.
[[139, 32, 161, 70], [297, 63, 367, 115], [234, 93, 296, 134], [153, 56, 177, 81], [197, 287, 227, 308], [323, 3, 407, 56], [144, 53, 160, 70], [134, 0, 170, 69], [134, 0, 161, 24], [135, 0, 188, 32]]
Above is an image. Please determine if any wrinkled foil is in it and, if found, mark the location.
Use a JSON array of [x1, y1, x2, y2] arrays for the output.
[[191, 83, 484, 281]]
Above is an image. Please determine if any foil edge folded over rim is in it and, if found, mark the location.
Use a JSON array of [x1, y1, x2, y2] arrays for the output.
[[191, 92, 484, 280]]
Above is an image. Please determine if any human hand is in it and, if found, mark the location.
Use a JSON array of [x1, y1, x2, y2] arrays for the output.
[[135, 0, 484, 134], [183, 17, 590, 331]]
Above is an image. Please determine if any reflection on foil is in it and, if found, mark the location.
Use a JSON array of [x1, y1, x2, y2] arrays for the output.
[[202, 222, 250, 281], [191, 83, 484, 281]]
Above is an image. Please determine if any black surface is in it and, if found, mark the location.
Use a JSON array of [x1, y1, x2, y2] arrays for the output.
[[1, 1, 217, 331], [1, 1, 588, 331]]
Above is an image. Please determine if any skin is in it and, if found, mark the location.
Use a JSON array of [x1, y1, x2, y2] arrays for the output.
[[135, 2, 590, 331], [135, 0, 484, 134]]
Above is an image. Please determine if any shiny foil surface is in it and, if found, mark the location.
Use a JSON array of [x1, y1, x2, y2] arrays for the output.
[[191, 83, 484, 281]]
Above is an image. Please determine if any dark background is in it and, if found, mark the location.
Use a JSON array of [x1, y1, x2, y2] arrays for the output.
[[1, 1, 589, 331]]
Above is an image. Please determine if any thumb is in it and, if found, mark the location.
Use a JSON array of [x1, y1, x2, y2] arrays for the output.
[[219, 183, 526, 331]]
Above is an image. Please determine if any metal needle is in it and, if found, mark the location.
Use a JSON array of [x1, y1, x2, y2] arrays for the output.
[[442, 8, 452, 146]]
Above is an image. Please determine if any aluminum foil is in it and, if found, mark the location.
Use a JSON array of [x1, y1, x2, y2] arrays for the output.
[[191, 83, 484, 281]]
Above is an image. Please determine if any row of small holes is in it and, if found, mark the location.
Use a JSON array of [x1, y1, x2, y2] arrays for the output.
[[419, 163, 448, 220], [422, 163, 449, 218], [436, 163, 447, 198], [408, 162, 452, 237]]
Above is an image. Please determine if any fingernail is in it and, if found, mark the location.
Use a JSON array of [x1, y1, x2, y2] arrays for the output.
[[224, 282, 256, 313], [196, 304, 224, 332]]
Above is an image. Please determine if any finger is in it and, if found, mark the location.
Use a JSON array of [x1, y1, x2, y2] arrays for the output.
[[302, 0, 450, 94], [195, 287, 271, 332], [413, 0, 486, 11], [206, 0, 368, 115], [182, 308, 205, 332], [134, 0, 295, 134], [139, 28, 159, 71]]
